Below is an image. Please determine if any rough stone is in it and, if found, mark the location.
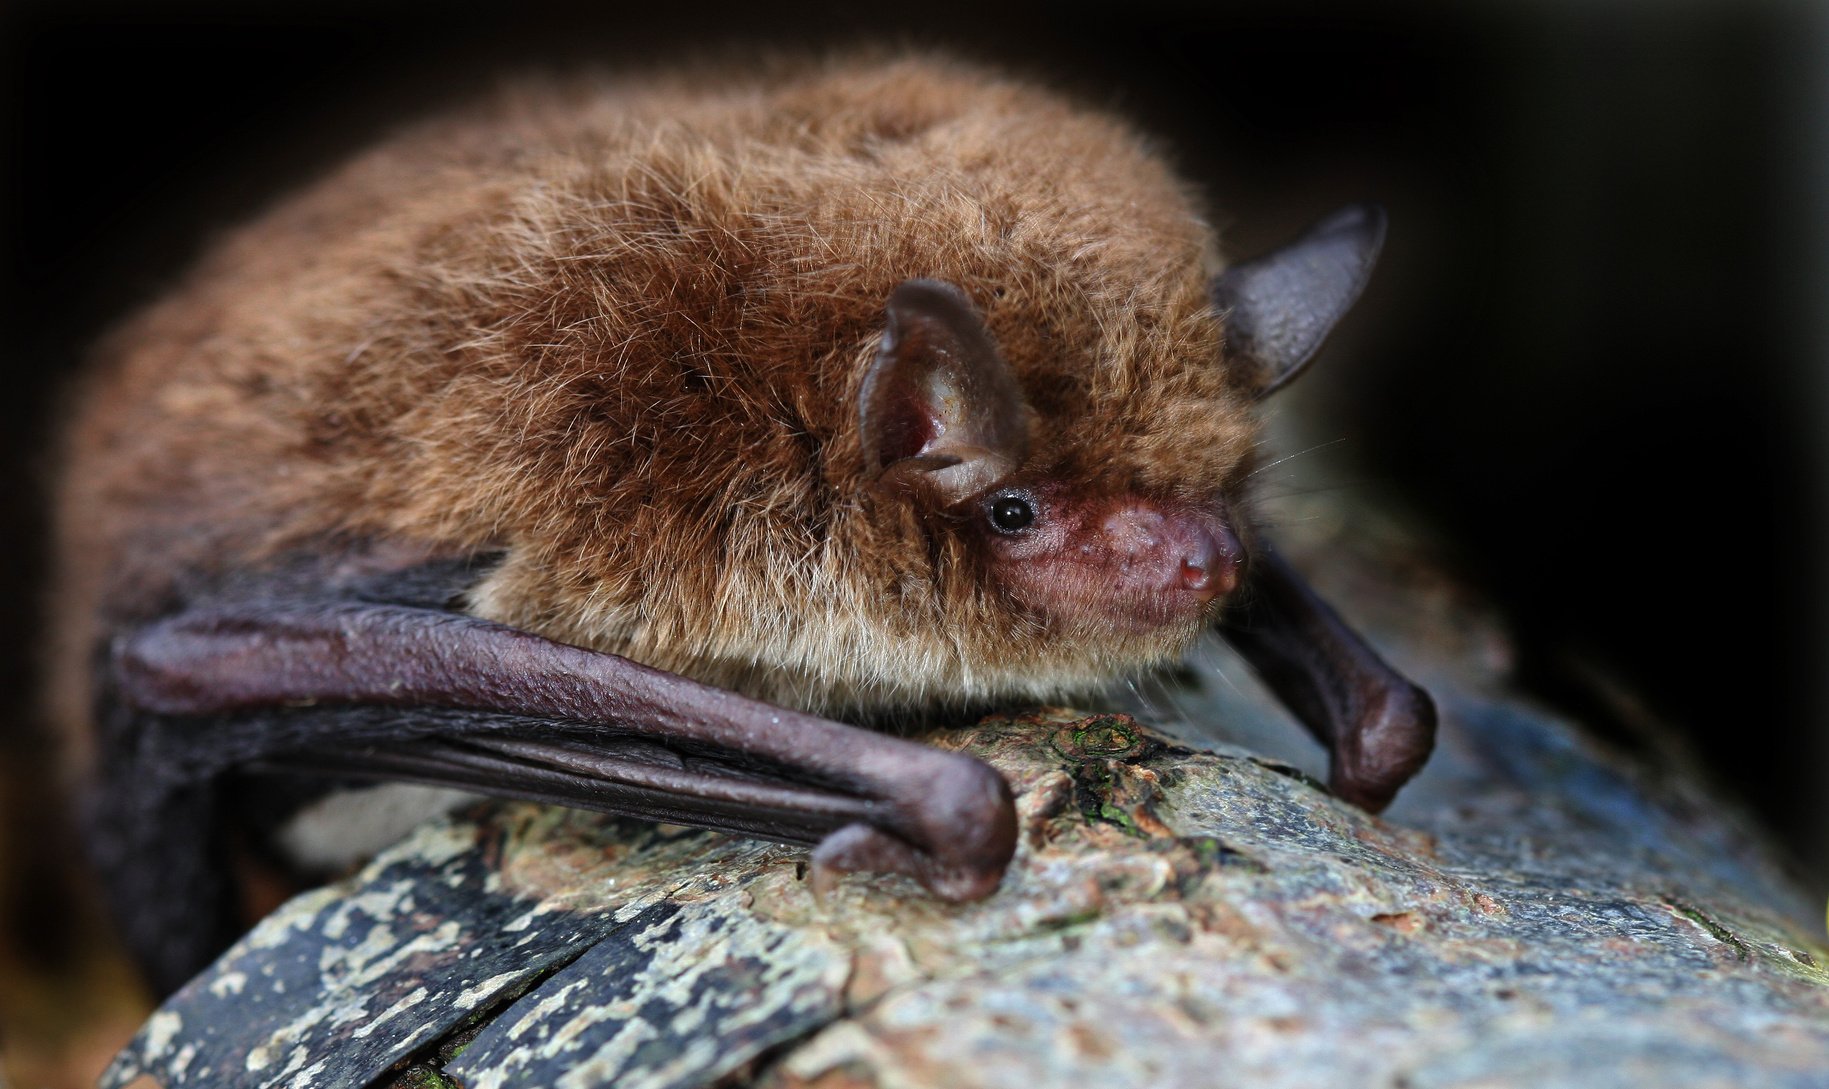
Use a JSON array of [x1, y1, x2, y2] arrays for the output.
[[104, 500, 1829, 1089]]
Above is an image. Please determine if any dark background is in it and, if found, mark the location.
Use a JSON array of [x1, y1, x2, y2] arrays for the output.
[[2, 0, 1825, 1077]]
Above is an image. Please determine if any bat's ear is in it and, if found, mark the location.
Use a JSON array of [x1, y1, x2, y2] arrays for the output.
[[1212, 203, 1387, 399], [860, 279, 1031, 506]]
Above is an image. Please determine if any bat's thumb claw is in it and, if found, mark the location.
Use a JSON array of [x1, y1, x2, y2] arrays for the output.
[[807, 754, 1017, 902], [808, 822, 925, 901], [907, 755, 1018, 899], [808, 815, 1012, 903]]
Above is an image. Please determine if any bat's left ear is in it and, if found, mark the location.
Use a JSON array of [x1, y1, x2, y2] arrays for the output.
[[860, 279, 1031, 506], [1212, 203, 1387, 399]]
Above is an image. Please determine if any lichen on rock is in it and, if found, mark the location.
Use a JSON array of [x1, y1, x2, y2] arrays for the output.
[[105, 505, 1829, 1089]]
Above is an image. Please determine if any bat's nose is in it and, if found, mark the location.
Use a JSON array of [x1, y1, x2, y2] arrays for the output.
[[1099, 506, 1243, 603], [1177, 523, 1242, 601]]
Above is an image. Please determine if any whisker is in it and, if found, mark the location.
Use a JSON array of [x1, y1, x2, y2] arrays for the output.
[[1120, 675, 1159, 722], [1168, 672, 1208, 732], [1247, 436, 1350, 479], [1249, 483, 1358, 503], [1243, 511, 1342, 534], [1207, 653, 1249, 703], [1180, 637, 1249, 718]]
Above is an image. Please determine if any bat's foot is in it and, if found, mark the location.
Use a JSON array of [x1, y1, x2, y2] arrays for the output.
[[1328, 678, 1438, 813]]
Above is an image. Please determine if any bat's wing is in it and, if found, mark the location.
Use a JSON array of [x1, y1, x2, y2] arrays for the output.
[[1217, 544, 1437, 811], [90, 556, 1015, 992]]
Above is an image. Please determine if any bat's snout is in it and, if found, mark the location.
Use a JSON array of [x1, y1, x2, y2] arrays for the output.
[[1098, 505, 1243, 604]]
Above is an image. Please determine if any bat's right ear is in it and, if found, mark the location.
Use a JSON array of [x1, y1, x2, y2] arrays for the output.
[[1212, 203, 1387, 399], [860, 279, 1031, 506]]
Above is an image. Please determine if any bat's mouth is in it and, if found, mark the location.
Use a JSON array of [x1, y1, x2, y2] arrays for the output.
[[1074, 577, 1238, 636]]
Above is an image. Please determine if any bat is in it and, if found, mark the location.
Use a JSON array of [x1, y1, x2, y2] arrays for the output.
[[50, 54, 1435, 994]]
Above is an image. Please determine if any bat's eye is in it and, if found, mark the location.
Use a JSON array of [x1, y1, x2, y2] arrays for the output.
[[987, 493, 1036, 534]]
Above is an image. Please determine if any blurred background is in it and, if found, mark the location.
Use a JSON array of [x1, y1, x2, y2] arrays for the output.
[[2, 0, 1825, 1083]]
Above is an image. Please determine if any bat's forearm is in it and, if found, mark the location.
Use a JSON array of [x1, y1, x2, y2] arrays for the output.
[[113, 597, 1017, 896]]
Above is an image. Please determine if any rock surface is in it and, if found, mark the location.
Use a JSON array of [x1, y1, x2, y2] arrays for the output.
[[104, 502, 1829, 1089]]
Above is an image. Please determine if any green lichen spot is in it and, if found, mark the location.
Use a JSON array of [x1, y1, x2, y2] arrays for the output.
[[1036, 906, 1105, 931], [1097, 802, 1146, 838], [390, 1066, 462, 1089], [1052, 715, 1144, 761], [1671, 901, 1753, 961], [1177, 835, 1268, 874]]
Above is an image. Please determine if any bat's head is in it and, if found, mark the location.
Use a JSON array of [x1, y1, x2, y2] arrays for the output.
[[861, 278, 1247, 641], [845, 206, 1386, 712]]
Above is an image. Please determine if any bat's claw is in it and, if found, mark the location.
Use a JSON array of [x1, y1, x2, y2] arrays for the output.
[[808, 819, 1009, 903], [809, 823, 923, 900], [808, 756, 1017, 904]]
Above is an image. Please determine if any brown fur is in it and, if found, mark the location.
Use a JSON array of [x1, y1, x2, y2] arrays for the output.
[[50, 53, 1261, 770]]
